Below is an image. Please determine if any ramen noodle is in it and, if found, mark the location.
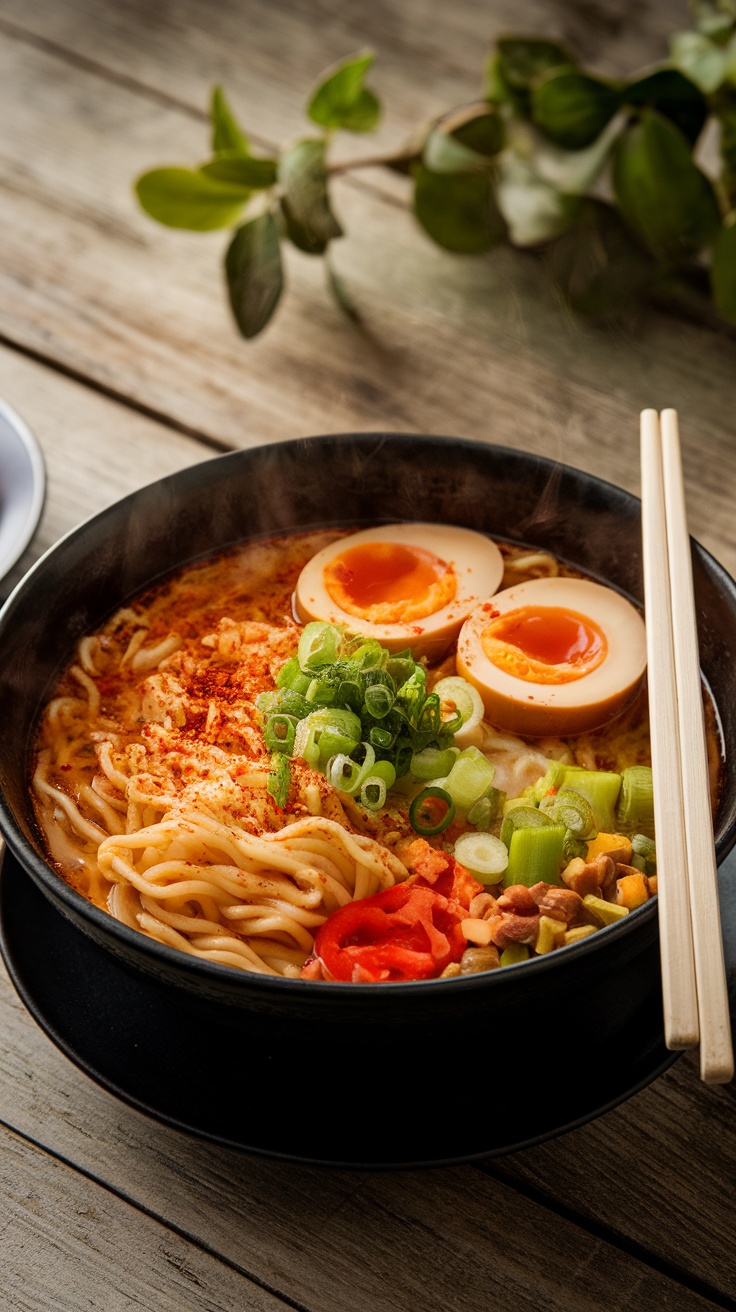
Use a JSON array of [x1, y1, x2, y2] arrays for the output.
[[30, 527, 705, 982]]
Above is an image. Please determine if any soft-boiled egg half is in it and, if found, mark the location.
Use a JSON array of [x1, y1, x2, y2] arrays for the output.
[[294, 523, 504, 662], [456, 576, 647, 736]]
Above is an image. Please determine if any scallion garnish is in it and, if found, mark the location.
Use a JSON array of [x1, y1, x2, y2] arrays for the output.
[[267, 752, 290, 808], [409, 786, 456, 836]]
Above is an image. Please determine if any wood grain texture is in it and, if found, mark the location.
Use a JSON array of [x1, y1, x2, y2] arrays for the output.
[[1, 1122, 291, 1312], [0, 344, 209, 597], [0, 20, 736, 580], [0, 962, 725, 1312]]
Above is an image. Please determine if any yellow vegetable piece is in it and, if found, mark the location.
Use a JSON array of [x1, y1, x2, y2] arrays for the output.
[[563, 925, 598, 945], [585, 832, 633, 865], [461, 917, 494, 947], [615, 872, 650, 910], [500, 943, 529, 966], [535, 914, 567, 955], [582, 893, 630, 925]]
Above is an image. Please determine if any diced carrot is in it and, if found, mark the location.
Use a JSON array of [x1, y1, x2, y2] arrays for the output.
[[586, 832, 633, 865]]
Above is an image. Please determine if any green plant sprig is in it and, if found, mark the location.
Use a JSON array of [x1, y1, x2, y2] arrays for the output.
[[134, 4, 736, 339]]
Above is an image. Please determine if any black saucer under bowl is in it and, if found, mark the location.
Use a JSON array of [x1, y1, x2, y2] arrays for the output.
[[9, 841, 732, 1169]]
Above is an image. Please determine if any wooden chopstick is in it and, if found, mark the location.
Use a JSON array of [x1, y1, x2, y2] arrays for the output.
[[640, 409, 699, 1052], [640, 408, 734, 1083], [659, 410, 734, 1084]]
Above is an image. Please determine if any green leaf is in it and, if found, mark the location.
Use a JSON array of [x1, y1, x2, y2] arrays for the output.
[[211, 86, 249, 156], [413, 165, 506, 253], [711, 223, 736, 321], [423, 104, 504, 174], [546, 201, 654, 317], [201, 153, 278, 188], [496, 156, 579, 246], [624, 69, 708, 145], [279, 139, 342, 254], [135, 167, 250, 230], [307, 50, 381, 133], [531, 69, 621, 150], [670, 31, 727, 93], [450, 105, 505, 156], [325, 253, 363, 324], [496, 38, 572, 91], [612, 110, 721, 262], [224, 212, 283, 338]]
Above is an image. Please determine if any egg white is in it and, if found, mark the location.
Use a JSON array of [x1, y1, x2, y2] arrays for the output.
[[457, 577, 647, 735], [294, 523, 504, 662]]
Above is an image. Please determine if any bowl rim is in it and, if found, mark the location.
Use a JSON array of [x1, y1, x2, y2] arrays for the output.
[[1, 431, 734, 999]]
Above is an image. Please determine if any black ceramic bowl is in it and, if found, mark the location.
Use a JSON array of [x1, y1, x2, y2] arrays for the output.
[[1, 434, 735, 1167]]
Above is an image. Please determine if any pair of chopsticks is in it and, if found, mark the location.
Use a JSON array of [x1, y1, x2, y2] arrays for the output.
[[640, 409, 733, 1084]]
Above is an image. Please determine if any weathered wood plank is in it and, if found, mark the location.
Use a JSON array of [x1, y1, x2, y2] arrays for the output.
[[491, 1054, 736, 1302], [0, 344, 209, 596], [1, 1122, 291, 1312], [0, 33, 735, 580], [0, 961, 723, 1312], [0, 0, 688, 169]]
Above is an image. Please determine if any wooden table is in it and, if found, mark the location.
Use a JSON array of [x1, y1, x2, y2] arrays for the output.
[[1, 2, 735, 1308]]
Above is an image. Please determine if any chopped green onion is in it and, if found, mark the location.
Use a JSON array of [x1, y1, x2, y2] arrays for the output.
[[409, 786, 456, 836], [561, 767, 622, 833], [369, 725, 394, 750], [345, 638, 387, 671], [433, 676, 484, 740], [298, 621, 343, 672], [454, 832, 508, 882], [503, 796, 532, 817], [386, 651, 416, 686], [276, 657, 311, 693], [467, 788, 504, 830], [370, 759, 397, 788], [617, 767, 655, 839], [410, 745, 458, 781], [364, 681, 394, 718], [360, 776, 387, 810], [394, 741, 414, 778], [563, 832, 588, 864], [293, 708, 361, 770], [396, 668, 427, 725], [327, 742, 376, 795], [500, 805, 551, 851], [267, 753, 290, 808], [504, 824, 565, 887], [540, 787, 596, 839], [305, 677, 337, 706], [631, 832, 657, 876], [264, 714, 296, 755], [444, 746, 496, 812], [530, 759, 568, 803], [500, 944, 529, 966]]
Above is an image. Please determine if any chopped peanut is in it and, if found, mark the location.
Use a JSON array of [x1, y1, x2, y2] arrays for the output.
[[439, 961, 462, 979], [535, 914, 567, 955], [468, 891, 499, 920], [647, 874, 658, 895], [487, 912, 540, 948], [530, 884, 584, 924], [563, 925, 598, 946], [586, 832, 633, 866], [582, 893, 630, 926], [615, 872, 650, 910], [562, 853, 614, 897], [497, 884, 538, 915], [459, 945, 501, 975], [461, 917, 494, 946]]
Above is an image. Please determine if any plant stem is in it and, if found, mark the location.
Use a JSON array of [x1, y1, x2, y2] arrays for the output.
[[328, 149, 420, 176]]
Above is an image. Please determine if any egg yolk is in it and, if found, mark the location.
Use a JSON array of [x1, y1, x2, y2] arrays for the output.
[[323, 542, 457, 625], [481, 605, 607, 685]]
